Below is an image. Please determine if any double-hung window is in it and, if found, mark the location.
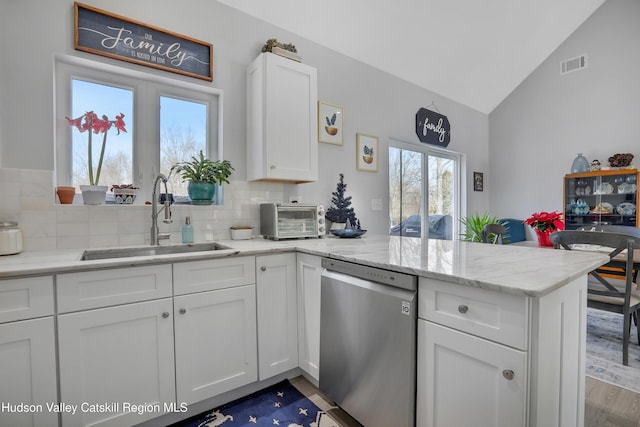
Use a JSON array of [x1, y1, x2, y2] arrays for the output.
[[55, 55, 222, 203]]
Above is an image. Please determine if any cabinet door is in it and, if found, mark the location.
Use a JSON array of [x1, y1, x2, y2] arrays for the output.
[[173, 256, 255, 295], [57, 265, 172, 312], [174, 285, 257, 404], [0, 276, 53, 323], [417, 320, 527, 427], [0, 317, 58, 427], [564, 170, 639, 229], [58, 299, 175, 427], [247, 53, 318, 183], [296, 253, 321, 381], [256, 253, 298, 380]]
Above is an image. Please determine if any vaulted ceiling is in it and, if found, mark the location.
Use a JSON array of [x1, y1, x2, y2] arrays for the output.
[[218, 0, 606, 114]]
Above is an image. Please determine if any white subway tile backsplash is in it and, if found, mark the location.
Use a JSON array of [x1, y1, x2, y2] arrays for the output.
[[23, 237, 57, 252], [57, 235, 90, 250], [1, 167, 287, 251], [89, 234, 119, 249]]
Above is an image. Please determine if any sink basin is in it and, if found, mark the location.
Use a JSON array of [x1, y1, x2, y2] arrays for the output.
[[81, 242, 236, 261]]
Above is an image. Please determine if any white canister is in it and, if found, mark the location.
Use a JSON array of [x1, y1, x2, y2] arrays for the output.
[[0, 222, 23, 255]]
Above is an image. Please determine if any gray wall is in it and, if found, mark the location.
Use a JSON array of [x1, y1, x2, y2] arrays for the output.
[[489, 0, 639, 231], [0, 0, 489, 234]]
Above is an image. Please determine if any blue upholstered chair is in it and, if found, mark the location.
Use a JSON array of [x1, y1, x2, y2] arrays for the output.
[[500, 218, 526, 244]]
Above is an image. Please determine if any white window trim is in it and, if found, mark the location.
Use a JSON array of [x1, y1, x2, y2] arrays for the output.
[[53, 53, 224, 203], [389, 138, 467, 239]]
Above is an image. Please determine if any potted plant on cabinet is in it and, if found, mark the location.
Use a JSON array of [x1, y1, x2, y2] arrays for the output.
[[171, 150, 234, 205], [65, 111, 127, 205]]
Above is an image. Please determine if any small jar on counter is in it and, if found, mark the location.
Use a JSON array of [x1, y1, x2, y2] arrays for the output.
[[0, 221, 23, 255]]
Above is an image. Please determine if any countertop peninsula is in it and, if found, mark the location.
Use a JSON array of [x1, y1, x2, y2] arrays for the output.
[[0, 235, 608, 297]]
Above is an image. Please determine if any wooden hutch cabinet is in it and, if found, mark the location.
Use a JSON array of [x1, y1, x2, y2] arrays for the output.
[[564, 169, 639, 230]]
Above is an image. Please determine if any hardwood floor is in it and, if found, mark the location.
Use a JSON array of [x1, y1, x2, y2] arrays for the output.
[[296, 375, 640, 427], [290, 376, 362, 426], [585, 375, 640, 427]]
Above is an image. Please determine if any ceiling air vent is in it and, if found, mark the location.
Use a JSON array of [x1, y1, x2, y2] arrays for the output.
[[560, 54, 587, 75]]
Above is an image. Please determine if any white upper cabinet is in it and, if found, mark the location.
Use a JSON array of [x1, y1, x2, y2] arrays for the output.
[[247, 53, 318, 183]]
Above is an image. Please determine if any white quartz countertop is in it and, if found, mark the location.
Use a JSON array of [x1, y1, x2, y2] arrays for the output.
[[0, 235, 609, 297]]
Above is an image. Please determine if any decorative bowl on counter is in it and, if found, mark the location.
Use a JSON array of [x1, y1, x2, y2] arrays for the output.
[[330, 229, 367, 238]]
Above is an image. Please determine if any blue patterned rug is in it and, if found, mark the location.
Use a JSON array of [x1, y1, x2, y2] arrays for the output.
[[586, 308, 640, 392], [173, 379, 338, 427]]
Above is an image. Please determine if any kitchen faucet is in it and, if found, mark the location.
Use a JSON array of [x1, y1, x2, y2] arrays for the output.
[[151, 173, 172, 245]]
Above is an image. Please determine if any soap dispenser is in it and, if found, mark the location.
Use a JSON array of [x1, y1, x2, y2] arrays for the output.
[[182, 216, 194, 244]]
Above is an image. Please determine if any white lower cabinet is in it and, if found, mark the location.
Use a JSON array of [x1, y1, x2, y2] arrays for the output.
[[418, 276, 587, 427], [417, 320, 527, 427], [174, 284, 257, 404], [296, 253, 321, 381], [256, 253, 298, 380], [0, 317, 58, 427], [57, 299, 175, 427], [0, 275, 57, 427]]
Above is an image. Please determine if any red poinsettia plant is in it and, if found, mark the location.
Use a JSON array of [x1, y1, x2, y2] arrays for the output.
[[524, 210, 565, 233], [65, 111, 127, 186]]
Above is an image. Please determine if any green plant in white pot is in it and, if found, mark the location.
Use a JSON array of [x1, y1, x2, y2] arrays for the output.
[[171, 150, 234, 205]]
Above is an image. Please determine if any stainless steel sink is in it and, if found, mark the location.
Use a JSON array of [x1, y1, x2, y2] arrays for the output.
[[81, 242, 236, 261]]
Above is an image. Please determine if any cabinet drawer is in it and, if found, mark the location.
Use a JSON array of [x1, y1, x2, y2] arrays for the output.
[[57, 265, 172, 313], [419, 278, 529, 350], [174, 256, 255, 295], [0, 276, 54, 323]]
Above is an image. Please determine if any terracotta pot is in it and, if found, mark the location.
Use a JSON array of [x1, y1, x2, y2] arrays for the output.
[[56, 186, 76, 204]]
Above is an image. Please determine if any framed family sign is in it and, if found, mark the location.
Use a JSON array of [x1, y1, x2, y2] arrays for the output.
[[74, 2, 213, 81], [318, 101, 343, 145], [356, 133, 378, 172]]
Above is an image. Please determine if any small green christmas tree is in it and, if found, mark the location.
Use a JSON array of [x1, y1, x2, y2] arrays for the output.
[[326, 173, 358, 226]]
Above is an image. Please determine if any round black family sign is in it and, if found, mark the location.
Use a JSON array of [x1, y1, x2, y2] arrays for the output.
[[415, 108, 451, 147]]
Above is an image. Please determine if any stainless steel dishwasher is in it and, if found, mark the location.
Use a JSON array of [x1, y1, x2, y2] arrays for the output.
[[319, 258, 417, 427]]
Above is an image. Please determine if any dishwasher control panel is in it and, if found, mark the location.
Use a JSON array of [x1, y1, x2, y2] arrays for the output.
[[321, 258, 417, 291]]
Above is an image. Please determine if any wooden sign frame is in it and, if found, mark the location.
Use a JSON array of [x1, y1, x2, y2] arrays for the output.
[[74, 2, 213, 81]]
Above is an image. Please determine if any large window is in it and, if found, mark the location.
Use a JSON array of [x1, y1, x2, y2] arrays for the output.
[[389, 139, 465, 239], [159, 96, 208, 196], [55, 55, 222, 203], [70, 79, 133, 189]]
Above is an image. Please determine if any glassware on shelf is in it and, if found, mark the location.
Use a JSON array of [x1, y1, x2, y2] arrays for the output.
[[571, 153, 590, 173]]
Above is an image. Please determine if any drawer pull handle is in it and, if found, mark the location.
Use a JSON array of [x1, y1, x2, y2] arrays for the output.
[[458, 304, 469, 314], [162, 312, 170, 318], [179, 308, 187, 315], [261, 266, 267, 272], [503, 370, 515, 380]]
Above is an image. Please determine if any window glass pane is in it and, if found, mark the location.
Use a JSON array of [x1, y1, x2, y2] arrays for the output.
[[71, 79, 133, 188], [428, 155, 454, 216], [160, 96, 207, 196], [389, 147, 423, 237]]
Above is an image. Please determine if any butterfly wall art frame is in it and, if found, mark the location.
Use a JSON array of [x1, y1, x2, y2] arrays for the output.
[[356, 133, 378, 172], [318, 101, 343, 145]]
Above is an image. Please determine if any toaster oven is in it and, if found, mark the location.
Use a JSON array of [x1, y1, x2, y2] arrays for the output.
[[260, 203, 325, 240]]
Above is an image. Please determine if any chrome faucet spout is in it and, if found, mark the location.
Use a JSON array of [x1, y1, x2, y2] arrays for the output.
[[151, 174, 172, 245]]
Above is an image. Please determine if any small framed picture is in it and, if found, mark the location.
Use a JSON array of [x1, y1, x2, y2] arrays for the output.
[[356, 133, 378, 172], [473, 172, 484, 191], [318, 101, 343, 145]]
